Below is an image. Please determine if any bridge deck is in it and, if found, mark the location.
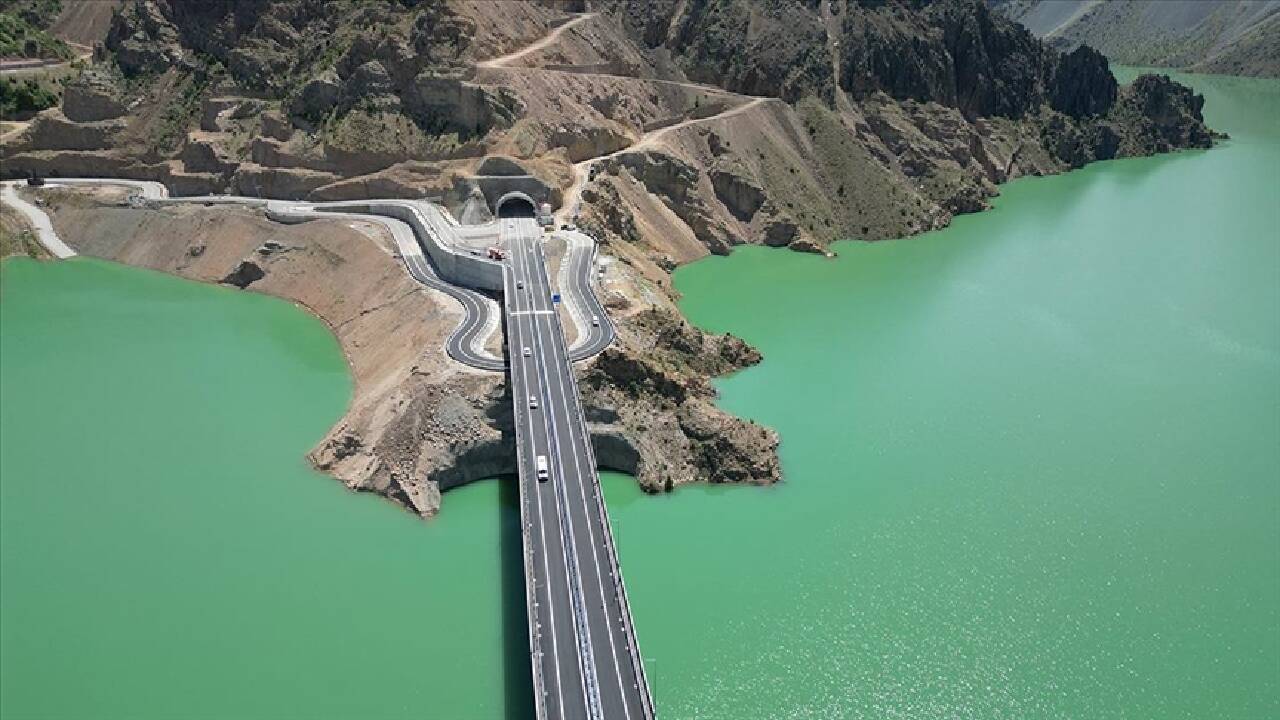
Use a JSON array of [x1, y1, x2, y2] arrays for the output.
[[503, 216, 654, 720]]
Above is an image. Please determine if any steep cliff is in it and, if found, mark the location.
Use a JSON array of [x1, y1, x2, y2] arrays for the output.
[[0, 0, 1222, 514], [572, 0, 1214, 261], [991, 0, 1280, 78]]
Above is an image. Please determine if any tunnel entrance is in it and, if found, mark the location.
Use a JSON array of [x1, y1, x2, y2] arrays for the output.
[[496, 193, 536, 219]]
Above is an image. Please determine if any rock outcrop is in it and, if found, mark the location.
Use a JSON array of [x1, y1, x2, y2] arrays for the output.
[[993, 0, 1280, 79], [0, 0, 1224, 517], [578, 309, 780, 492], [61, 69, 127, 122], [611, 0, 834, 102]]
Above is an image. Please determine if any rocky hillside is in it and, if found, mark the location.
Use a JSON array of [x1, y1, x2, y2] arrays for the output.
[[0, 0, 1221, 510], [992, 0, 1280, 77], [567, 0, 1215, 272], [0, 0, 72, 60]]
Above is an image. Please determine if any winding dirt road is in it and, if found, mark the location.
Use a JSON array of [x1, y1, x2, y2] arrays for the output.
[[474, 11, 776, 224], [477, 13, 599, 69]]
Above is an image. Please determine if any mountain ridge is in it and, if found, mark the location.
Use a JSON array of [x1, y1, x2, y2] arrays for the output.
[[0, 0, 1222, 510], [991, 0, 1280, 77]]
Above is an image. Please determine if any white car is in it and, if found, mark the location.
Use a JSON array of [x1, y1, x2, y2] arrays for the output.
[[591, 315, 600, 327], [529, 395, 538, 409], [517, 280, 524, 289], [522, 347, 531, 357]]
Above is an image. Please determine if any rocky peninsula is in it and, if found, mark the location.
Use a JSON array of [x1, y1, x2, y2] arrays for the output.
[[1, 0, 1215, 517]]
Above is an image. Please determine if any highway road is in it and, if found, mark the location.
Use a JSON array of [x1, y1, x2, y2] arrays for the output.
[[2, 180, 616, 371], [270, 202, 507, 371], [504, 214, 654, 720], [3, 182, 650, 717], [557, 229, 616, 361]]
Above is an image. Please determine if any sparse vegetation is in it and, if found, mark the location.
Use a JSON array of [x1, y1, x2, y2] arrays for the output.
[[0, 74, 57, 117], [0, 0, 71, 60], [148, 72, 211, 155], [0, 201, 48, 259]]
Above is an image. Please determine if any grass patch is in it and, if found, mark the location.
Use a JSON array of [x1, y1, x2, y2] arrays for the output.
[[0, 4, 72, 60], [0, 201, 49, 259]]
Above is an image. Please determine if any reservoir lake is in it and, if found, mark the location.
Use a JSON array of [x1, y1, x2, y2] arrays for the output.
[[2, 69, 1277, 718]]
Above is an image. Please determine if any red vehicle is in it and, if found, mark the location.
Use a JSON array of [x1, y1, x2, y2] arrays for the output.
[[486, 246, 506, 261]]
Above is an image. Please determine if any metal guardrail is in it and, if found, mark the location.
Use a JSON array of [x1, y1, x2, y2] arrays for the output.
[[536, 240, 655, 719], [11, 179, 649, 717], [562, 340, 657, 720], [508, 269, 550, 720]]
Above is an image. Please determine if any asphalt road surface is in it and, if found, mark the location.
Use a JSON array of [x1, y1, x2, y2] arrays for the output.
[[504, 216, 654, 720], [558, 229, 615, 362], [2, 179, 649, 717], [2, 180, 614, 373]]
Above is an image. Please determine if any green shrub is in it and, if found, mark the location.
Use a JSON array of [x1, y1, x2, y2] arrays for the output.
[[0, 9, 72, 60], [0, 75, 58, 118]]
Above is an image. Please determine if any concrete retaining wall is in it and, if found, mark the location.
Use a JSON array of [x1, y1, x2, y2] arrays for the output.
[[318, 200, 505, 292]]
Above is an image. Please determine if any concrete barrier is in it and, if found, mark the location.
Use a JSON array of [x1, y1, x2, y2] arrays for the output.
[[316, 200, 505, 293]]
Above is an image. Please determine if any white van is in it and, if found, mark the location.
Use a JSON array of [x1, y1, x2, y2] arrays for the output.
[[536, 455, 549, 482]]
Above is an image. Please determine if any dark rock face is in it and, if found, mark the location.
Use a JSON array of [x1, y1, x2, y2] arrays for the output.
[[179, 139, 236, 175], [403, 72, 522, 137], [61, 70, 127, 122], [105, 0, 189, 75], [610, 0, 1124, 122], [292, 71, 341, 121], [577, 306, 781, 491], [1119, 74, 1214, 151], [606, 151, 735, 254], [1049, 45, 1117, 118], [1038, 71, 1212, 168], [842, 0, 1041, 118], [105, 0, 518, 138], [584, 347, 689, 405], [762, 218, 800, 247], [710, 169, 766, 221], [840, 0, 1120, 120], [220, 260, 265, 288], [476, 155, 530, 176], [611, 0, 834, 102], [578, 182, 640, 246]]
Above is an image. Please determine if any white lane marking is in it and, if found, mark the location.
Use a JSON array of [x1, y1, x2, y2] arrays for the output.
[[545, 235, 649, 713], [537, 347, 630, 714], [529, 240, 634, 719], [508, 235, 566, 717], [518, 220, 604, 719], [528, 271, 604, 719], [558, 322, 656, 716], [512, 221, 592, 717], [511, 310, 557, 316]]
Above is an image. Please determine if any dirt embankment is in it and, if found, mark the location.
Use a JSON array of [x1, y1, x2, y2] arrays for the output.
[[49, 1, 121, 49], [3, 0, 1219, 513], [0, 201, 48, 259], [35, 192, 780, 515]]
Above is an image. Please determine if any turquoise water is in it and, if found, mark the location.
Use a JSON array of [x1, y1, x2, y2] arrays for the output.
[[2, 69, 1277, 719], [0, 258, 530, 719], [644, 70, 1280, 717]]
